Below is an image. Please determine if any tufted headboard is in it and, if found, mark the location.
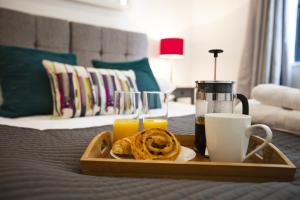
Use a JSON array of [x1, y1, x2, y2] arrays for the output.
[[0, 8, 148, 66]]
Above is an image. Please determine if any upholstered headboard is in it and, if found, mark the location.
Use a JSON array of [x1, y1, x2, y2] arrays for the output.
[[0, 8, 148, 66]]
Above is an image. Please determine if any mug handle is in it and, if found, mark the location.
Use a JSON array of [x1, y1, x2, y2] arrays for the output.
[[236, 93, 249, 115], [243, 124, 273, 161]]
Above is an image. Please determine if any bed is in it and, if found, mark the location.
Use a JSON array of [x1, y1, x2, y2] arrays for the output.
[[0, 8, 300, 200]]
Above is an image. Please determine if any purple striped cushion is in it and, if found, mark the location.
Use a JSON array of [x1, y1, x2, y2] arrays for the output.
[[87, 68, 138, 114], [42, 60, 138, 118]]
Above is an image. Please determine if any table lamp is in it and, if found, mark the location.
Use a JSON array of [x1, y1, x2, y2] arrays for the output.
[[160, 38, 184, 82]]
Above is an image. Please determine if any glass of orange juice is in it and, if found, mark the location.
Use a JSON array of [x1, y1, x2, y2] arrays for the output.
[[113, 91, 140, 142], [142, 91, 169, 130]]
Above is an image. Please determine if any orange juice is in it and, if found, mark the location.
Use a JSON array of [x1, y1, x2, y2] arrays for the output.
[[113, 119, 139, 142], [143, 119, 168, 130]]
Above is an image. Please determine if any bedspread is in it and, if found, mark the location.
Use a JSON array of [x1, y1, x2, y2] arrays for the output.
[[0, 115, 300, 200]]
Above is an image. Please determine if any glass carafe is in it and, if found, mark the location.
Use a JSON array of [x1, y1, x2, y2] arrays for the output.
[[194, 81, 249, 155]]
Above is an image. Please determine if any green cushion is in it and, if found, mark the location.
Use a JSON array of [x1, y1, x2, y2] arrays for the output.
[[0, 45, 77, 118], [92, 58, 160, 93]]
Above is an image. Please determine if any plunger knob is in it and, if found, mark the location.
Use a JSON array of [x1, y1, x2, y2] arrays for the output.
[[209, 49, 223, 57]]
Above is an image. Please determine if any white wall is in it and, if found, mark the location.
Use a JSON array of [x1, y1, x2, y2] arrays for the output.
[[182, 0, 250, 87], [0, 0, 250, 87]]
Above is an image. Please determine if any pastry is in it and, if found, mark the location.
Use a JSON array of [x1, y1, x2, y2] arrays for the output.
[[131, 128, 180, 160], [112, 137, 132, 156]]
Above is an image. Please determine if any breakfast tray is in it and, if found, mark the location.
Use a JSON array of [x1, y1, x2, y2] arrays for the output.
[[80, 131, 296, 182]]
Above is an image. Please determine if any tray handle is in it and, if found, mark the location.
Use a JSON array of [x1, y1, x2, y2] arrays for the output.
[[98, 132, 112, 158], [247, 135, 286, 164], [88, 132, 112, 159]]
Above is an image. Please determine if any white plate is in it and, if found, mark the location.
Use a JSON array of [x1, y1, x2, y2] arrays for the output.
[[110, 146, 196, 161]]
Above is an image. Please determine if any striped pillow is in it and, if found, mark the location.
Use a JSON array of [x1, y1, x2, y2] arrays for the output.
[[88, 68, 139, 115], [42, 60, 138, 118]]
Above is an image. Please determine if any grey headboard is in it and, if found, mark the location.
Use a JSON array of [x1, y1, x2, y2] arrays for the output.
[[0, 8, 148, 66]]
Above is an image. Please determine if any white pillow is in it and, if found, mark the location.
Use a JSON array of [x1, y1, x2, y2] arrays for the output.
[[156, 78, 176, 94]]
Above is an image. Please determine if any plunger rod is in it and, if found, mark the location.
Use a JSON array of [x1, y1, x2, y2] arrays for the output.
[[208, 49, 223, 81], [214, 57, 217, 81]]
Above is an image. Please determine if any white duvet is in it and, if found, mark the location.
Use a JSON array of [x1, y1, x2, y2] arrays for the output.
[[0, 102, 195, 130]]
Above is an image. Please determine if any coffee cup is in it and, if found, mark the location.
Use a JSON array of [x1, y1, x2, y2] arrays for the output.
[[204, 113, 272, 162]]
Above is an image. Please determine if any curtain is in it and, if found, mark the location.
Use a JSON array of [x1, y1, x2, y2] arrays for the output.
[[237, 0, 292, 98]]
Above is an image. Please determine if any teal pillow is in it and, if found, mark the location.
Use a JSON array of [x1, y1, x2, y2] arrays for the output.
[[0, 45, 77, 118], [92, 58, 160, 93]]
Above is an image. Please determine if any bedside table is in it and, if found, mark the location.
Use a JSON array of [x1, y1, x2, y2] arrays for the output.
[[172, 87, 195, 104]]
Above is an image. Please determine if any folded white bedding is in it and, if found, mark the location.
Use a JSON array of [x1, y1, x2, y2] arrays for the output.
[[236, 99, 300, 135], [252, 84, 300, 111], [0, 102, 195, 130]]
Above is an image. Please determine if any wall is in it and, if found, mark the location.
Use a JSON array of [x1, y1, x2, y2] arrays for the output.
[[0, 0, 250, 87], [182, 0, 250, 87]]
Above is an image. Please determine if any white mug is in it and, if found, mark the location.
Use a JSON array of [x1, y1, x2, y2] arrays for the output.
[[204, 113, 272, 162]]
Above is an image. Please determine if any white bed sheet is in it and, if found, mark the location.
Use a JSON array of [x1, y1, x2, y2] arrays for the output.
[[0, 102, 195, 130]]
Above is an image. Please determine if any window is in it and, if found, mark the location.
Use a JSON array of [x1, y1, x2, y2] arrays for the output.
[[295, 0, 300, 61]]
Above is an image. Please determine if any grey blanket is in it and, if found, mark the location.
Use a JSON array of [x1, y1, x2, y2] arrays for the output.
[[0, 115, 300, 200]]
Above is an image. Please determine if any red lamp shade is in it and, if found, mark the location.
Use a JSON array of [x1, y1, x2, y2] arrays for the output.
[[160, 38, 184, 59]]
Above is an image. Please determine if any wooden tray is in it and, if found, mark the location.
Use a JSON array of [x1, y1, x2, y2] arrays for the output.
[[80, 131, 296, 182]]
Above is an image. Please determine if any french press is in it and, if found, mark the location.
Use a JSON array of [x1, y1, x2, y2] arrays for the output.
[[194, 49, 249, 155]]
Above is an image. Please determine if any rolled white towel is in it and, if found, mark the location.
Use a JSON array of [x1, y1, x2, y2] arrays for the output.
[[235, 99, 300, 136], [252, 84, 300, 111]]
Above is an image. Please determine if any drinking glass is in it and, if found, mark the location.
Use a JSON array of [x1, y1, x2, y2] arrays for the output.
[[113, 91, 140, 142], [142, 91, 168, 130]]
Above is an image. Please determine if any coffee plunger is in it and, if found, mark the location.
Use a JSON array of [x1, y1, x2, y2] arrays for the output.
[[194, 49, 249, 155]]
